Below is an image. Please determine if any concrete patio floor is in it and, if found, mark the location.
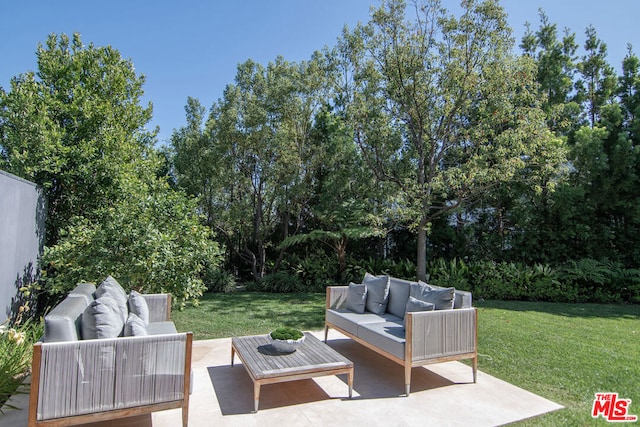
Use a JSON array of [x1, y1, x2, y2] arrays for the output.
[[2, 329, 563, 426]]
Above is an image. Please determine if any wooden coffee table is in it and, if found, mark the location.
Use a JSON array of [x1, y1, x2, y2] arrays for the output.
[[231, 332, 354, 412]]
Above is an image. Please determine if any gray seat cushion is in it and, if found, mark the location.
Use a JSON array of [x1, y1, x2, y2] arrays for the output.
[[326, 308, 395, 336], [357, 320, 406, 360], [147, 321, 178, 335], [44, 295, 90, 342]]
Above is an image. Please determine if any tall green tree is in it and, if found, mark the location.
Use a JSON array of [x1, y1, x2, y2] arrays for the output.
[[576, 26, 617, 128], [337, 0, 566, 280], [520, 10, 582, 135], [0, 33, 154, 246], [279, 108, 384, 280], [173, 56, 329, 281], [1, 33, 221, 303]]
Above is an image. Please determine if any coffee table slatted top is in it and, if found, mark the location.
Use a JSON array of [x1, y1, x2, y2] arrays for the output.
[[232, 333, 353, 380]]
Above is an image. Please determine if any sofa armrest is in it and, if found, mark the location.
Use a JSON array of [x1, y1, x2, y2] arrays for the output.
[[454, 289, 473, 309], [30, 332, 192, 423], [326, 286, 349, 310], [406, 308, 477, 362], [143, 293, 172, 322]]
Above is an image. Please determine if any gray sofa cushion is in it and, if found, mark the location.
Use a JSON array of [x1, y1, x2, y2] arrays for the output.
[[363, 273, 390, 315], [128, 290, 150, 325], [68, 283, 97, 305], [147, 321, 178, 335], [95, 276, 128, 322], [386, 276, 414, 318], [410, 282, 455, 310], [326, 308, 396, 337], [346, 282, 367, 313], [452, 289, 472, 309], [81, 295, 126, 339], [357, 320, 405, 360], [124, 313, 148, 336], [426, 282, 473, 308], [44, 295, 90, 342]]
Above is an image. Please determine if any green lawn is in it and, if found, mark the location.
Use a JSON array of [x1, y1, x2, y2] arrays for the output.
[[173, 292, 640, 426]]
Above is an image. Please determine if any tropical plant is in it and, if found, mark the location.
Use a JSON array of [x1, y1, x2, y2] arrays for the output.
[[203, 267, 237, 293]]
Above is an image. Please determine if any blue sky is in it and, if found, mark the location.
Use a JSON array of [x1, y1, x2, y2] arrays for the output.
[[1, 1, 638, 144]]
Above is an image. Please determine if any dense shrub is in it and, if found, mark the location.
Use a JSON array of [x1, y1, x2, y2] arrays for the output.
[[248, 271, 303, 293], [345, 257, 417, 283], [41, 181, 223, 306], [290, 253, 338, 291], [248, 255, 640, 303], [203, 266, 237, 293], [426, 258, 640, 304], [558, 259, 640, 304]]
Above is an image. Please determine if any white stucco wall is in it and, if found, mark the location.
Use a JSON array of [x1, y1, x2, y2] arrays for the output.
[[0, 170, 46, 321]]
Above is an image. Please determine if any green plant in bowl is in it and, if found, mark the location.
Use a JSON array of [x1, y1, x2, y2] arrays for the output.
[[269, 327, 305, 353], [270, 326, 304, 341]]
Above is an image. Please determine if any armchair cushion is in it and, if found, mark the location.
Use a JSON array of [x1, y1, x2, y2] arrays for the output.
[[68, 283, 97, 305], [95, 276, 128, 322], [128, 290, 150, 325], [124, 313, 148, 336], [81, 294, 125, 339], [363, 273, 390, 315], [346, 283, 367, 314], [44, 295, 90, 342]]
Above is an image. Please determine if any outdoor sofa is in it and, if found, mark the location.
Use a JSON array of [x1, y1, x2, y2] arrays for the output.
[[29, 276, 192, 427], [325, 273, 477, 395]]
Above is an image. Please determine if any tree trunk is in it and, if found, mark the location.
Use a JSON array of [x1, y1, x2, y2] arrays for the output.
[[417, 228, 428, 282], [336, 237, 348, 283]]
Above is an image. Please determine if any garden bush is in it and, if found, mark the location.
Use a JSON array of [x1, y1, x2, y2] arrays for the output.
[[248, 271, 303, 293], [203, 266, 237, 293], [425, 257, 640, 303]]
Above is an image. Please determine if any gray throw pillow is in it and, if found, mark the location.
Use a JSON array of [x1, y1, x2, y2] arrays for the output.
[[387, 277, 414, 318], [410, 281, 455, 310], [346, 283, 367, 314], [124, 312, 148, 336], [128, 290, 150, 325], [363, 273, 390, 315], [81, 294, 125, 339], [95, 276, 128, 322], [404, 296, 435, 329]]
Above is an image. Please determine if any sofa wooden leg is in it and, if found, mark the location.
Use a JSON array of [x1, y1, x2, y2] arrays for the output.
[[404, 364, 412, 396], [324, 324, 329, 343], [473, 356, 478, 383]]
